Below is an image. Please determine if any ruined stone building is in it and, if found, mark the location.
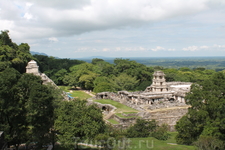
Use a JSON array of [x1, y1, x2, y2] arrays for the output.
[[96, 71, 192, 110], [93, 71, 192, 130], [26, 60, 56, 85], [26, 60, 72, 100]]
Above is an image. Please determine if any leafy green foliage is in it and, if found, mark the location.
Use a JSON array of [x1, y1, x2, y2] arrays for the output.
[[109, 73, 139, 91], [54, 100, 106, 145], [93, 82, 115, 93], [62, 58, 153, 91], [0, 31, 34, 73], [126, 119, 157, 138], [94, 133, 114, 149], [175, 72, 225, 146], [193, 136, 224, 150], [63, 63, 98, 89], [126, 119, 170, 140], [151, 124, 170, 140], [32, 54, 85, 85], [0, 68, 55, 147], [163, 68, 216, 83]]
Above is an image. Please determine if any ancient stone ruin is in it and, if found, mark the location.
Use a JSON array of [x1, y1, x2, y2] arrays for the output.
[[96, 71, 191, 110], [26, 60, 71, 100], [94, 71, 192, 130], [26, 60, 56, 85]]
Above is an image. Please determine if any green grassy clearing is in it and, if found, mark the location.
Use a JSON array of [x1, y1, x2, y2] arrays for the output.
[[53, 132, 194, 150], [127, 137, 194, 150], [94, 99, 138, 113], [123, 112, 137, 114], [125, 132, 194, 150], [55, 144, 98, 150], [107, 118, 120, 124], [70, 90, 92, 99], [58, 86, 92, 100]]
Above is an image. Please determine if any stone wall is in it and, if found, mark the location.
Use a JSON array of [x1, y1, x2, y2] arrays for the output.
[[87, 99, 117, 114], [88, 98, 188, 131], [114, 115, 136, 125], [137, 107, 189, 131], [96, 91, 187, 111]]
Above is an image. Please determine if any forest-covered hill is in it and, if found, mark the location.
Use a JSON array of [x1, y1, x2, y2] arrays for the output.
[[77, 56, 225, 71]]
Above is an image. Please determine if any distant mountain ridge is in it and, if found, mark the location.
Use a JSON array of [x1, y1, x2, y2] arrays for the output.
[[30, 51, 48, 56]]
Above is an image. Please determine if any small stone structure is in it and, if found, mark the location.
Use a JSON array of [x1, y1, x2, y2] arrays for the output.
[[26, 60, 71, 100], [26, 60, 56, 85]]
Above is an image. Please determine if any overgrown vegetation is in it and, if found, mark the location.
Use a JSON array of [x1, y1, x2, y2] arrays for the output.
[[175, 72, 225, 149], [33, 54, 222, 94], [2, 31, 225, 149]]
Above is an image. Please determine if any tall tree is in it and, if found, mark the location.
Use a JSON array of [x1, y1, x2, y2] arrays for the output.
[[110, 73, 139, 91], [0, 68, 55, 149], [175, 72, 225, 146], [0, 31, 34, 73], [54, 100, 106, 149]]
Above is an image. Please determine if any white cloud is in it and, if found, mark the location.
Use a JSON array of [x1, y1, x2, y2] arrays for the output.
[[213, 44, 225, 51], [25, 2, 33, 8], [151, 46, 165, 51], [115, 47, 121, 51], [23, 13, 33, 20], [1, 0, 225, 57], [74, 47, 90, 52], [103, 48, 110, 52], [122, 47, 148, 52], [200, 46, 209, 49], [168, 48, 176, 51], [183, 46, 199, 51], [182, 45, 225, 51], [2, 0, 224, 39], [48, 37, 58, 42]]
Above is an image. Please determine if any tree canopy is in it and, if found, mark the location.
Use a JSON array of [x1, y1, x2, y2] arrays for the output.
[[54, 100, 106, 148], [0, 31, 34, 73], [0, 68, 55, 148], [175, 72, 225, 148]]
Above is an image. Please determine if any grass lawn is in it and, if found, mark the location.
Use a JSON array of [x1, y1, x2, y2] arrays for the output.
[[58, 86, 92, 100], [124, 132, 194, 150], [123, 112, 137, 114], [55, 145, 98, 150], [53, 132, 194, 150], [70, 90, 92, 99], [107, 118, 120, 124], [127, 137, 194, 150], [94, 99, 138, 113]]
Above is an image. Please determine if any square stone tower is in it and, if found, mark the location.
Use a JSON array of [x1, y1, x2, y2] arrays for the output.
[[26, 60, 40, 75], [145, 71, 168, 92]]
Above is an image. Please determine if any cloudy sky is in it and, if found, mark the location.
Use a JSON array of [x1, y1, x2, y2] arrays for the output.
[[1, 0, 225, 58]]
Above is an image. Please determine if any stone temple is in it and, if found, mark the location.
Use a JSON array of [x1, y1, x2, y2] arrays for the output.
[[96, 71, 192, 110], [93, 71, 192, 131], [26, 60, 56, 85]]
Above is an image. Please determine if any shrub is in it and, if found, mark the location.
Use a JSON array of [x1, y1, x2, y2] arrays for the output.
[[194, 136, 224, 150], [126, 119, 157, 138], [151, 123, 170, 140]]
